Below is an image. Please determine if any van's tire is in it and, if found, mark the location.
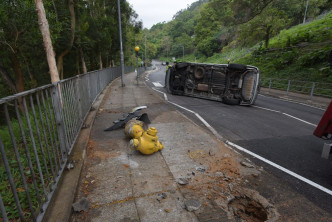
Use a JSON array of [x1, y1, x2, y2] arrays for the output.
[[228, 63, 246, 71], [222, 97, 241, 105], [176, 62, 189, 69]]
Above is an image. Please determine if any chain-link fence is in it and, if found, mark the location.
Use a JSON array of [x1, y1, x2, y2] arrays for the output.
[[0, 66, 136, 221]]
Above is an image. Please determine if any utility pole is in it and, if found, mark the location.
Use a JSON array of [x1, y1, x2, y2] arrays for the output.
[[135, 46, 140, 86], [303, 0, 309, 24], [117, 0, 125, 87]]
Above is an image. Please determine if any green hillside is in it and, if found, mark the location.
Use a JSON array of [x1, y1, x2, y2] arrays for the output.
[[148, 0, 332, 82], [209, 12, 332, 82]]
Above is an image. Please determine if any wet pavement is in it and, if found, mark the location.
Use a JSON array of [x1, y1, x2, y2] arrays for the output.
[[70, 71, 332, 222]]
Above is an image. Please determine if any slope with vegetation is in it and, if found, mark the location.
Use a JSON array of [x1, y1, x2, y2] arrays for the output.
[[147, 0, 332, 82]]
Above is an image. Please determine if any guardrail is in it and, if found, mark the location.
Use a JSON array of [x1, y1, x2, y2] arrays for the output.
[[0, 66, 136, 221], [260, 78, 332, 99]]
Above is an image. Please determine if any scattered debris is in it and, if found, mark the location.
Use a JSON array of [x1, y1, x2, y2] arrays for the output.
[[223, 173, 233, 181], [184, 199, 202, 212], [104, 106, 150, 131], [208, 150, 215, 156], [72, 198, 90, 212], [223, 154, 231, 158], [228, 183, 234, 192], [164, 208, 171, 213], [240, 161, 255, 168], [195, 166, 206, 172], [215, 172, 224, 178], [66, 161, 74, 170], [157, 193, 167, 202], [177, 177, 190, 185], [188, 150, 206, 159]]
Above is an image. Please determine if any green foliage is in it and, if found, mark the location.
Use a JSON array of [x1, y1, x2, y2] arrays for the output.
[[197, 36, 221, 57], [269, 12, 332, 48], [0, 0, 142, 98], [298, 46, 331, 67], [0, 97, 60, 220]]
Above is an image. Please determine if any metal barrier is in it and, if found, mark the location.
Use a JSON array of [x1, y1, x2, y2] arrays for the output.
[[261, 78, 332, 99], [0, 66, 135, 221]]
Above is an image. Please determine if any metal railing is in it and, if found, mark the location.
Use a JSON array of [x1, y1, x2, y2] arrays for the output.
[[0, 66, 135, 221], [261, 78, 332, 99]]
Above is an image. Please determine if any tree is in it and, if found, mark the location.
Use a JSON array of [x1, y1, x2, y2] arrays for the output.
[[35, 0, 59, 83], [237, 6, 291, 48]]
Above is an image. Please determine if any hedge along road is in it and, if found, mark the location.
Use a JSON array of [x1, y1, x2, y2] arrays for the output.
[[145, 62, 332, 213]]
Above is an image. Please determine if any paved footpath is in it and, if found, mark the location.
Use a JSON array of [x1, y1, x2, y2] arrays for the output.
[[70, 71, 332, 222]]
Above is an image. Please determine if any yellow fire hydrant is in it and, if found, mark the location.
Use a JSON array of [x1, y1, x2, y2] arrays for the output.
[[124, 119, 144, 139], [129, 127, 164, 155]]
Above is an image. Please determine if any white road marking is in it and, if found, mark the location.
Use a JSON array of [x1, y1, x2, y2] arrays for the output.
[[253, 105, 317, 127], [152, 82, 163, 87], [226, 141, 332, 196], [282, 113, 317, 127], [258, 94, 326, 111], [164, 93, 168, 101], [151, 88, 332, 196]]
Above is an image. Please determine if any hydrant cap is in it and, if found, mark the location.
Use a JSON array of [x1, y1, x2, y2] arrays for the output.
[[147, 127, 157, 136]]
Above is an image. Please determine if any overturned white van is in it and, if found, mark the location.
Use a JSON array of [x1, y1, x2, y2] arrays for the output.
[[165, 62, 260, 105]]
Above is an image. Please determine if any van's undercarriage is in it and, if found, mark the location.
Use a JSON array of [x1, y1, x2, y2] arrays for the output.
[[165, 62, 260, 105]]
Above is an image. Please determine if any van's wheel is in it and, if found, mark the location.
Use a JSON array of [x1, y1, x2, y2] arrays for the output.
[[222, 97, 241, 105]]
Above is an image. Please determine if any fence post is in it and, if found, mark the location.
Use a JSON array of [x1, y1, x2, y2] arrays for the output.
[[75, 76, 83, 124], [0, 195, 8, 222], [50, 83, 68, 160], [310, 82, 315, 100], [269, 78, 272, 92], [286, 80, 291, 96]]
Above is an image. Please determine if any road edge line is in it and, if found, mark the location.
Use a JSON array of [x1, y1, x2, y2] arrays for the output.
[[151, 88, 332, 196]]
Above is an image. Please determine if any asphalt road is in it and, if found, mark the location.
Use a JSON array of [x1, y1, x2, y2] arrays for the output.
[[145, 62, 332, 213]]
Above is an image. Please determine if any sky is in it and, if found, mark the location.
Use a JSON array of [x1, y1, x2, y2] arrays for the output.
[[127, 0, 197, 29]]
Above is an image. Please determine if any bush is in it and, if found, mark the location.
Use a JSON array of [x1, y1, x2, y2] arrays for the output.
[[298, 47, 331, 67]]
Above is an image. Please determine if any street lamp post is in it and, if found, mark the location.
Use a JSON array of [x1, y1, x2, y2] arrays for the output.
[[117, 0, 125, 87], [135, 46, 140, 86]]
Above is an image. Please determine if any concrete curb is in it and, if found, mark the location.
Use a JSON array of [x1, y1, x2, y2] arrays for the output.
[[42, 80, 118, 222]]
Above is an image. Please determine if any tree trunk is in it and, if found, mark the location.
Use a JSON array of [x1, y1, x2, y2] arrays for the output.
[[76, 49, 80, 75], [35, 0, 59, 83], [0, 65, 17, 94], [57, 0, 76, 79], [99, 52, 103, 69], [80, 47, 87, 73], [265, 26, 272, 48], [11, 53, 25, 94]]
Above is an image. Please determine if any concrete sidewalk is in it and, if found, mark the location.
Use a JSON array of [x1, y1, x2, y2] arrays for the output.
[[68, 71, 331, 222]]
